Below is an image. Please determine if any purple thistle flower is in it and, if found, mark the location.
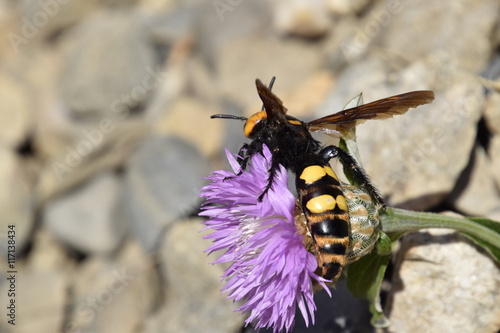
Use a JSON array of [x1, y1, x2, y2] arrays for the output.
[[199, 145, 331, 333]]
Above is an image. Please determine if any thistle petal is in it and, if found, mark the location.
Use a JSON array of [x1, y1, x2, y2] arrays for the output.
[[199, 145, 331, 332]]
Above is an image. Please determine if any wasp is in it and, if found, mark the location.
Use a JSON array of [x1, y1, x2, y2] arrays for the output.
[[212, 78, 434, 280]]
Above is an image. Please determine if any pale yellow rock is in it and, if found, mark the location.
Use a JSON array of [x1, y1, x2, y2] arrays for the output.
[[484, 91, 500, 134], [0, 73, 31, 148], [452, 146, 500, 216], [67, 239, 159, 333], [273, 0, 331, 37], [146, 218, 244, 333], [387, 228, 500, 333], [153, 95, 224, 157], [282, 70, 335, 118], [326, 0, 371, 15]]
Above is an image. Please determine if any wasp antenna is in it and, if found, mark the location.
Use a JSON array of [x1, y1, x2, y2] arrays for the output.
[[261, 76, 277, 111], [268, 76, 276, 90], [211, 114, 247, 121]]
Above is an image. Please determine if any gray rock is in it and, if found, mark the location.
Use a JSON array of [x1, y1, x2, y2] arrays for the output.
[[386, 228, 500, 333], [327, 0, 499, 77], [19, 0, 103, 42], [36, 118, 149, 204], [59, 10, 158, 118], [217, 33, 324, 108], [0, 148, 34, 255], [66, 239, 159, 333], [122, 136, 209, 251], [378, 0, 499, 73], [144, 8, 196, 44], [449, 145, 500, 216], [196, 0, 270, 65], [210, 98, 247, 161], [152, 95, 224, 157], [146, 218, 244, 333], [44, 172, 125, 254]]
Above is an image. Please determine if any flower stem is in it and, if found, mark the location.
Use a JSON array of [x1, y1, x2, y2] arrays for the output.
[[380, 207, 500, 247]]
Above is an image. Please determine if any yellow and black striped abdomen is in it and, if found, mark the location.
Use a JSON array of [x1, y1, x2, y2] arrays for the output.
[[296, 164, 350, 281]]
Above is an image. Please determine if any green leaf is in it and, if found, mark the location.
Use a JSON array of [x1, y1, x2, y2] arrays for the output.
[[346, 250, 391, 327], [380, 208, 500, 264], [376, 231, 392, 255], [461, 217, 500, 262]]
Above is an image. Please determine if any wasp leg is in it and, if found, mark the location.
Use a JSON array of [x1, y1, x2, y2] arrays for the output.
[[231, 141, 273, 202], [257, 155, 281, 202], [227, 141, 261, 179], [235, 143, 250, 175], [221, 144, 250, 183], [319, 145, 386, 207]]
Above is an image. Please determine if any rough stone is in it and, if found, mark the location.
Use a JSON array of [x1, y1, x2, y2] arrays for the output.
[[0, 148, 34, 255], [196, 0, 270, 65], [59, 10, 158, 118], [326, 0, 371, 15], [0, 72, 32, 148], [280, 70, 335, 119], [44, 172, 124, 255], [484, 90, 500, 134], [272, 0, 331, 38], [138, 0, 178, 15], [147, 218, 244, 333], [386, 228, 500, 333], [378, 0, 499, 73], [217, 33, 324, 109], [20, 0, 104, 41], [27, 228, 75, 273], [0, 269, 67, 333], [67, 239, 158, 333], [36, 118, 149, 204], [449, 145, 500, 216], [122, 136, 209, 251], [490, 135, 500, 190], [153, 95, 224, 157]]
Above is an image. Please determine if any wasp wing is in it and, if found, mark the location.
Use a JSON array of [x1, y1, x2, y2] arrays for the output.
[[256, 78, 288, 124], [307, 90, 435, 136]]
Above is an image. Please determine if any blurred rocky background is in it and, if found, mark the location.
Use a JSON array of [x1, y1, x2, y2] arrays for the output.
[[0, 0, 499, 332]]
